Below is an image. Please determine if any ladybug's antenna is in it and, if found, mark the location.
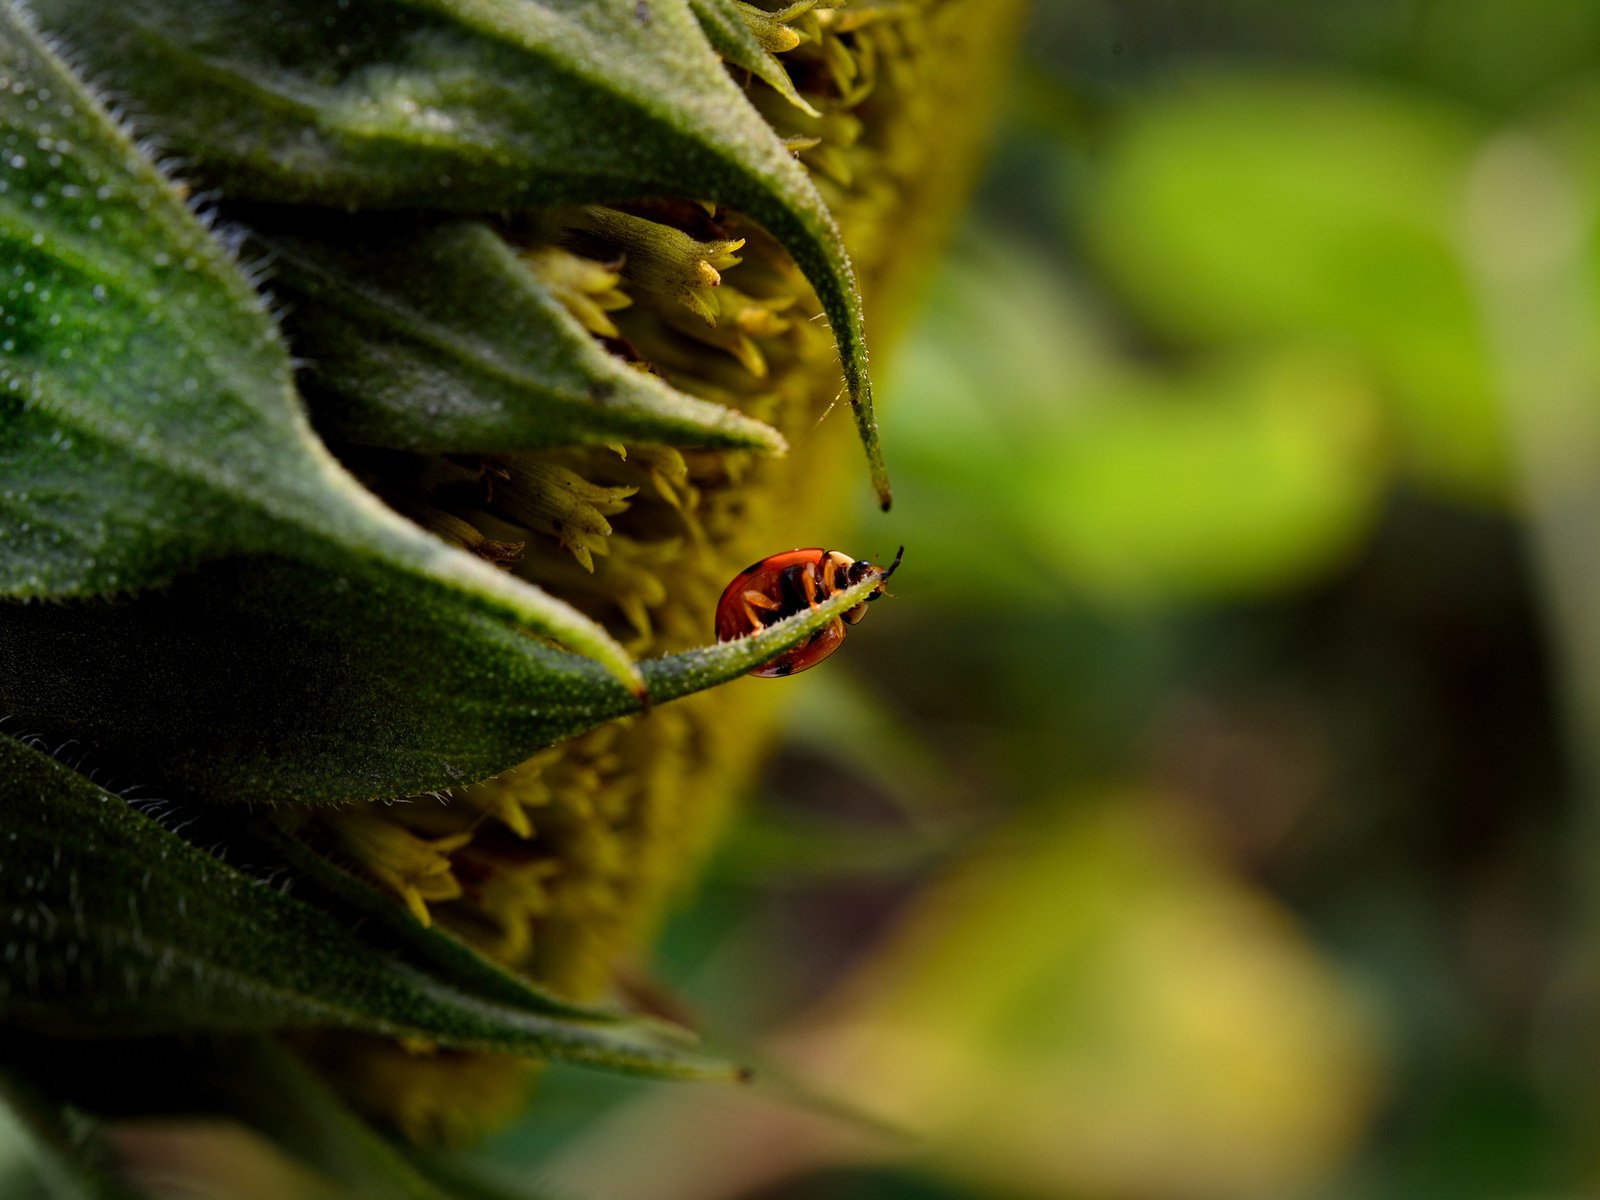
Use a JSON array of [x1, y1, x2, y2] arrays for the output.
[[881, 545, 905, 580]]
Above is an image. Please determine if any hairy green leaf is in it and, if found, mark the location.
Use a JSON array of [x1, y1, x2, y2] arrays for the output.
[[26, 0, 890, 506], [256, 819, 675, 1033], [260, 218, 787, 455], [0, 5, 641, 691], [0, 734, 737, 1081], [0, 557, 895, 802]]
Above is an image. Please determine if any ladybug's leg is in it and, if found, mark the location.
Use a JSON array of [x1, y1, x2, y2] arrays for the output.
[[741, 589, 782, 633], [828, 560, 851, 597], [778, 563, 819, 616]]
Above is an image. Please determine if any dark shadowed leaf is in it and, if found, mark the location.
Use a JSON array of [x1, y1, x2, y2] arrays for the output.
[[25, 0, 889, 506], [0, 734, 740, 1080], [260, 218, 788, 456], [0, 4, 640, 690], [407, 1153, 578, 1200], [0, 560, 893, 802], [208, 1040, 453, 1200], [0, 1070, 147, 1200], [256, 819, 674, 1031]]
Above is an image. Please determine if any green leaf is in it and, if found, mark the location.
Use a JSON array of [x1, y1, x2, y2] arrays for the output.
[[405, 1153, 575, 1200], [0, 558, 894, 802], [0, 733, 738, 1082], [0, 1070, 147, 1200], [0, 4, 640, 691], [259, 217, 788, 456], [1087, 74, 1502, 501], [1016, 356, 1386, 602], [689, 0, 820, 119], [256, 819, 670, 1031], [890, 235, 1387, 605], [207, 1041, 452, 1200], [26, 0, 889, 506]]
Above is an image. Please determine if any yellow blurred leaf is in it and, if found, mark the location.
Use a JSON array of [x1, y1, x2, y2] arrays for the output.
[[812, 794, 1380, 1200]]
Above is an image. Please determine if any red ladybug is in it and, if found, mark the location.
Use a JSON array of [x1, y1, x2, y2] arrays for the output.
[[715, 546, 904, 677]]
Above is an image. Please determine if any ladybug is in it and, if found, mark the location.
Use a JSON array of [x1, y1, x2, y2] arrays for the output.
[[715, 545, 904, 677]]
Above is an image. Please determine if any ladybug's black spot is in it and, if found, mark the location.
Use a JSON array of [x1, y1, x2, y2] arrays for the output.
[[773, 660, 794, 677], [807, 629, 828, 646]]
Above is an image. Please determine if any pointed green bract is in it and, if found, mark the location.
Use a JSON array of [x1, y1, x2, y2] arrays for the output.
[[0, 556, 894, 802], [25, 0, 889, 505], [260, 218, 786, 455], [690, 0, 821, 118], [0, 735, 737, 1081], [256, 818, 678, 1033], [0, 6, 640, 691]]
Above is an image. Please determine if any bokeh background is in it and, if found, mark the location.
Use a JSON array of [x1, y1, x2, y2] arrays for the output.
[[467, 3, 1600, 1197]]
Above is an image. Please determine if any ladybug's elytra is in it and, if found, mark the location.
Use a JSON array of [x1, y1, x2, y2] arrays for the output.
[[715, 546, 904, 677]]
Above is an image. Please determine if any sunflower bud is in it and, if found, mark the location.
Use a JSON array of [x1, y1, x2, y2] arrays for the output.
[[0, 0, 1023, 1173]]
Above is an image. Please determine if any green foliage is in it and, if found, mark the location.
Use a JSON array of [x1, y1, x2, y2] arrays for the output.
[[0, 8, 640, 689], [0, 1038, 578, 1198], [0, 0, 894, 803], [209, 1041, 461, 1200], [0, 1071, 144, 1200], [887, 236, 1386, 606], [689, 0, 820, 118], [0, 555, 890, 802], [260, 218, 787, 454], [23, 0, 888, 505], [0, 734, 735, 1079], [1086, 76, 1506, 501], [0, 0, 917, 1188]]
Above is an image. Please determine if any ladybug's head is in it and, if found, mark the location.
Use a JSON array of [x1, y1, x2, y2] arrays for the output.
[[849, 545, 905, 594]]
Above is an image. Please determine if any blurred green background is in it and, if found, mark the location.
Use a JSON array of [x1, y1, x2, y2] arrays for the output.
[[473, 3, 1600, 1197]]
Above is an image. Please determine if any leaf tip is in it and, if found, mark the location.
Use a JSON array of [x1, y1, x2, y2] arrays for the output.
[[848, 378, 892, 510], [618, 660, 649, 699]]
